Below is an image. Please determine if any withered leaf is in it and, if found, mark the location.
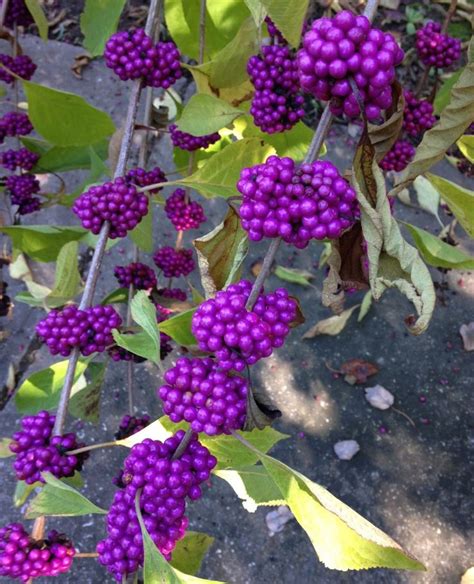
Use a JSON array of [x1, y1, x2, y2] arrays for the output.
[[340, 358, 379, 385]]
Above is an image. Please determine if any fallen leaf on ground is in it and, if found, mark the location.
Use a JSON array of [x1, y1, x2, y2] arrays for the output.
[[303, 304, 360, 339], [334, 440, 360, 460], [71, 53, 92, 79], [365, 385, 394, 410], [340, 358, 379, 385], [459, 323, 474, 351], [461, 567, 474, 583], [265, 506, 293, 536]]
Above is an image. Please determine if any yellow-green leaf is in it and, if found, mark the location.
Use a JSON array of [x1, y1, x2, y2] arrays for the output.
[[158, 309, 197, 346], [25, 0, 49, 40], [457, 134, 474, 162], [260, 0, 308, 47], [80, 0, 127, 57], [170, 532, 215, 576], [177, 94, 243, 136], [427, 173, 474, 237], [303, 304, 360, 338]]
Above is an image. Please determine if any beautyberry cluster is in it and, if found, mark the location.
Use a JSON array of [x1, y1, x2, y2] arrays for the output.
[[126, 165, 166, 195], [153, 287, 187, 316], [114, 414, 151, 440], [73, 178, 148, 239], [36, 304, 122, 357], [114, 262, 157, 290], [9, 411, 88, 484], [0, 524, 75, 582], [97, 432, 217, 581], [1, 147, 39, 171], [145, 41, 182, 88], [158, 357, 248, 435], [0, 0, 34, 29], [247, 45, 305, 134], [192, 279, 296, 372], [380, 139, 415, 172], [298, 10, 404, 121], [0, 112, 33, 141], [0, 54, 36, 83], [237, 155, 358, 247], [153, 247, 195, 278], [415, 22, 461, 69], [165, 189, 206, 231], [169, 124, 220, 151], [403, 90, 436, 138], [5, 174, 41, 215]]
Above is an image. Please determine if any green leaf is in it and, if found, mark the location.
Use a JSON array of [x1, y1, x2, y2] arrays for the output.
[[403, 222, 474, 269], [112, 330, 156, 363], [457, 134, 474, 162], [260, 0, 309, 47], [158, 309, 197, 346], [101, 287, 129, 305], [14, 480, 39, 507], [244, 0, 266, 27], [34, 140, 109, 173], [426, 173, 474, 237], [119, 418, 173, 448], [434, 69, 463, 114], [0, 437, 13, 458], [274, 265, 314, 287], [81, 0, 127, 56], [170, 531, 215, 576], [48, 241, 82, 301], [26, 472, 106, 518], [177, 94, 243, 136], [130, 205, 154, 252], [15, 360, 89, 414], [413, 175, 442, 227], [68, 362, 106, 423], [193, 206, 249, 298], [25, 0, 49, 41], [354, 134, 435, 335], [393, 44, 474, 194], [215, 465, 285, 512], [447, 20, 473, 41], [131, 291, 162, 364], [358, 291, 372, 322], [303, 304, 360, 338], [20, 136, 51, 157], [0, 226, 87, 262], [23, 80, 115, 147], [170, 139, 275, 199]]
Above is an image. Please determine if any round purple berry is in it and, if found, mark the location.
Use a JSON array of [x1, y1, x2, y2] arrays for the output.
[[0, 0, 34, 29], [403, 90, 436, 138], [1, 147, 39, 171], [380, 139, 415, 172], [153, 247, 195, 278], [144, 41, 182, 89], [114, 262, 157, 290], [169, 124, 220, 151], [416, 22, 461, 69], [125, 166, 166, 195], [114, 414, 151, 440], [0, 54, 36, 83], [104, 28, 157, 80], [6, 173, 40, 204], [164, 189, 206, 231], [0, 111, 33, 139]]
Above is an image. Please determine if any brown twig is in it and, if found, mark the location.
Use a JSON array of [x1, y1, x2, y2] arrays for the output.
[[442, 0, 458, 34]]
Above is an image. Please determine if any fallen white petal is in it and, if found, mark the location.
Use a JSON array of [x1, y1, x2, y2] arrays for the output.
[[334, 440, 360, 460], [265, 506, 293, 536], [460, 323, 474, 352], [365, 385, 395, 410]]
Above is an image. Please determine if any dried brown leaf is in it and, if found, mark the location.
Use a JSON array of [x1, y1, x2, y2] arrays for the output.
[[340, 358, 379, 385]]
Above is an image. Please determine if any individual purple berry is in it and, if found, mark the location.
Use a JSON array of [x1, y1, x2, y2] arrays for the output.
[[125, 166, 166, 195], [416, 22, 461, 69], [0, 54, 36, 83], [73, 178, 149, 239], [114, 414, 151, 440], [153, 247, 195, 278], [158, 357, 248, 435], [0, 524, 75, 582], [17, 197, 41, 215], [169, 124, 220, 151], [9, 411, 88, 484], [36, 304, 122, 357], [114, 262, 157, 290], [380, 139, 415, 172], [192, 279, 297, 372], [265, 17, 286, 43], [5, 174, 41, 213], [97, 432, 217, 581], [403, 90, 436, 138], [0, 112, 33, 139], [298, 10, 404, 121], [1, 148, 39, 171], [247, 45, 305, 134], [104, 28, 157, 80], [164, 189, 206, 231], [144, 41, 183, 88], [237, 155, 358, 248], [0, 0, 34, 29]]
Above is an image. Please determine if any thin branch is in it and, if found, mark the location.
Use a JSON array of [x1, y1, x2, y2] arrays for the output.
[[0, 0, 9, 30], [199, 0, 207, 64], [171, 428, 194, 460], [363, 0, 379, 22], [245, 237, 281, 310], [76, 552, 99, 559], [66, 440, 119, 456], [303, 103, 333, 165], [442, 0, 458, 34]]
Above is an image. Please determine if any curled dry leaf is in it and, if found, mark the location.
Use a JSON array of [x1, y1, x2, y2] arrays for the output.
[[340, 358, 379, 385], [71, 53, 92, 80], [459, 322, 474, 351], [365, 385, 394, 410], [266, 506, 293, 536], [368, 80, 404, 162], [303, 304, 359, 339], [334, 440, 360, 460]]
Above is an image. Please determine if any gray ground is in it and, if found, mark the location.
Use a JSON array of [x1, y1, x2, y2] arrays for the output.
[[0, 35, 473, 584]]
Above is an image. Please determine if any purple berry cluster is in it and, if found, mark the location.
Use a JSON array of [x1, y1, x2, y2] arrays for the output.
[[0, 54, 36, 83], [416, 22, 461, 69], [298, 10, 404, 121], [73, 178, 148, 239], [380, 139, 415, 172], [158, 357, 248, 435], [165, 189, 206, 231], [145, 41, 182, 88], [114, 414, 151, 440], [0, 0, 34, 29], [0, 524, 75, 582], [97, 432, 217, 581], [5, 174, 41, 215], [403, 90, 436, 138], [192, 279, 296, 372], [114, 262, 157, 290], [1, 147, 39, 171], [247, 45, 305, 134], [0, 112, 33, 141], [154, 287, 187, 317], [169, 124, 220, 152], [237, 155, 358, 247], [9, 411, 88, 484], [153, 247, 195, 278], [36, 304, 122, 357], [125, 165, 166, 195]]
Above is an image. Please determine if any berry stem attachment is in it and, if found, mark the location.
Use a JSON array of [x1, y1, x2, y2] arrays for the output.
[[245, 237, 281, 311], [76, 553, 99, 559], [66, 440, 119, 456], [171, 428, 194, 460], [303, 103, 333, 165]]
